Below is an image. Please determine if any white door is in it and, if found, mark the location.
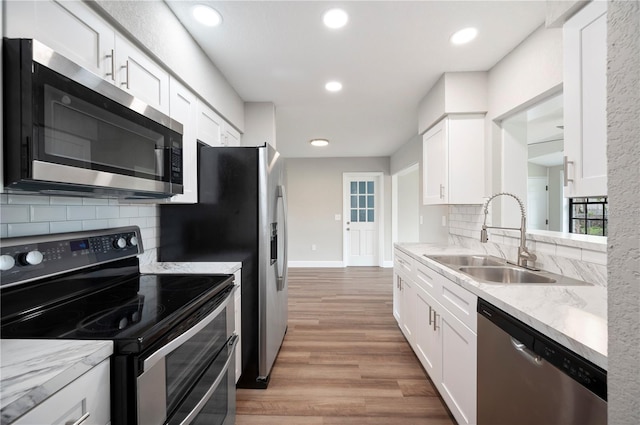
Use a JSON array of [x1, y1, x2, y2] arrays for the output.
[[527, 177, 549, 230], [343, 174, 381, 266]]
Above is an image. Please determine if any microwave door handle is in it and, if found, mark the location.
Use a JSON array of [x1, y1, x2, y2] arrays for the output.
[[142, 286, 236, 371], [177, 334, 239, 425]]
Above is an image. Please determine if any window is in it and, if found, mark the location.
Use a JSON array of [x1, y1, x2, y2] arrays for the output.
[[350, 180, 375, 223], [569, 197, 608, 236]]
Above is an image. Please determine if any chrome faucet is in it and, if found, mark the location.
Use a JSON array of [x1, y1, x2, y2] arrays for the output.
[[480, 192, 537, 270]]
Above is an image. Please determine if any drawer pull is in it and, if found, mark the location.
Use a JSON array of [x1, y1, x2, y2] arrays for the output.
[[66, 412, 90, 425]]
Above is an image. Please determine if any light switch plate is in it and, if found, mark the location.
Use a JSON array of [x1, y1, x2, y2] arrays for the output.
[[335, 214, 341, 221]]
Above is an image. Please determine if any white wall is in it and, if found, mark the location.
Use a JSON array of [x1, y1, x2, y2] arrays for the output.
[[396, 167, 419, 243], [390, 135, 450, 244], [243, 102, 276, 147], [607, 0, 640, 422], [90, 0, 245, 131], [286, 157, 392, 266]]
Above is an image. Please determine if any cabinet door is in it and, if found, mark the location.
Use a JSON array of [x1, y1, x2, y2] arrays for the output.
[[168, 78, 197, 204], [447, 115, 485, 204], [563, 1, 608, 197], [5, 0, 115, 78], [422, 119, 448, 204], [400, 277, 416, 345], [233, 269, 243, 383], [439, 308, 477, 425], [224, 125, 242, 146], [14, 359, 111, 425], [414, 284, 440, 380], [115, 34, 170, 115], [196, 101, 225, 147]]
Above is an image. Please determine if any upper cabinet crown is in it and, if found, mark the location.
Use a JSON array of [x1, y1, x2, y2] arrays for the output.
[[563, 1, 608, 197]]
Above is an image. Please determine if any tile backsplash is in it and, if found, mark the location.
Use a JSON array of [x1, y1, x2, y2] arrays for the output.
[[448, 205, 608, 287], [0, 193, 160, 252]]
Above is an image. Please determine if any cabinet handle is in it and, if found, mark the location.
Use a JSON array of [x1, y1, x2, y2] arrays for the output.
[[439, 184, 444, 199], [563, 156, 574, 186], [428, 306, 434, 326], [121, 60, 130, 89], [106, 49, 115, 81], [433, 311, 440, 331], [66, 412, 90, 425]]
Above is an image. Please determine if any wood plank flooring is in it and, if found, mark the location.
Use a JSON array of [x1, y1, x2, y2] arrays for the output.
[[236, 267, 456, 425]]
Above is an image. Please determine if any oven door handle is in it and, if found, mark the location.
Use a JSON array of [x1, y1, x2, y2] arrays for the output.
[[143, 285, 236, 371], [177, 334, 239, 425]]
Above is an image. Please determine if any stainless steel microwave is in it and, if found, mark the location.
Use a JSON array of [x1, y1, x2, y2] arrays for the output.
[[2, 38, 183, 199]]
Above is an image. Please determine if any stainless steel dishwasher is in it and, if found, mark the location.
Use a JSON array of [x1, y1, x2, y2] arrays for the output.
[[477, 298, 607, 425]]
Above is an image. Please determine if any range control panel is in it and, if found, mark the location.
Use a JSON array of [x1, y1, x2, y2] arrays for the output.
[[0, 226, 143, 287]]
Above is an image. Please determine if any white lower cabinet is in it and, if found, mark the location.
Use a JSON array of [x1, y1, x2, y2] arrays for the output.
[[13, 359, 110, 425], [393, 249, 477, 425]]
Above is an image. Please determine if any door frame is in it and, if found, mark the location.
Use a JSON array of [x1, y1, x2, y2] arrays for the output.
[[392, 163, 419, 245], [342, 172, 385, 267]]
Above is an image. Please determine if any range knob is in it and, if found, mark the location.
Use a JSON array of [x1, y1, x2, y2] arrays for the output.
[[127, 236, 138, 247], [113, 237, 127, 249], [0, 254, 16, 271], [18, 250, 44, 266]]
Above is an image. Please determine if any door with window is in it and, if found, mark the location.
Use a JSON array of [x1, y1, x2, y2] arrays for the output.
[[343, 173, 381, 266]]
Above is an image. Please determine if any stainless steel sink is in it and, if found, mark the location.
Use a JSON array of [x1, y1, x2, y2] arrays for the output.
[[458, 266, 556, 284], [426, 255, 506, 267]]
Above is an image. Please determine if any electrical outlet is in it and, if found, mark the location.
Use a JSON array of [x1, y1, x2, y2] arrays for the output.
[[419, 216, 423, 225], [335, 214, 341, 221], [442, 215, 447, 226], [311, 244, 317, 251]]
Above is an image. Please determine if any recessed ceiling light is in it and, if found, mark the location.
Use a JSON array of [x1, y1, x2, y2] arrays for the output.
[[450, 27, 478, 45], [192, 5, 222, 27], [325, 81, 343, 92], [323, 8, 348, 29], [310, 139, 329, 147]]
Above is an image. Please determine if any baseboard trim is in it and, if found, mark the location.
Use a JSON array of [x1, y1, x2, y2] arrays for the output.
[[382, 260, 394, 268], [288, 261, 345, 268]]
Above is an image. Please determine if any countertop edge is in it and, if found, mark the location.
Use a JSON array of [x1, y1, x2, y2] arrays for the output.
[[394, 243, 608, 371], [140, 261, 242, 275], [0, 340, 113, 425]]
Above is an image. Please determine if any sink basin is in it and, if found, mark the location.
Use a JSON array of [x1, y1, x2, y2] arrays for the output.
[[458, 266, 556, 284], [426, 255, 506, 267]]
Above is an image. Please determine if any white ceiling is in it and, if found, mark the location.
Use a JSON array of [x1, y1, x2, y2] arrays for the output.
[[165, 1, 548, 158]]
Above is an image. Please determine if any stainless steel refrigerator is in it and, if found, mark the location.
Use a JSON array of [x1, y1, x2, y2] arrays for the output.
[[159, 143, 288, 389]]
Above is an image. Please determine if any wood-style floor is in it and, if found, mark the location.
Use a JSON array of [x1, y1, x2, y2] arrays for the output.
[[236, 267, 456, 425]]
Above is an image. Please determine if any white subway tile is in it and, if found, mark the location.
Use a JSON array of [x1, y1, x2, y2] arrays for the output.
[[143, 237, 157, 250], [1, 206, 30, 223], [108, 218, 130, 228], [31, 206, 67, 222], [119, 206, 139, 218], [8, 222, 50, 237], [1, 224, 7, 238], [82, 219, 110, 230], [146, 217, 160, 228], [96, 206, 120, 219], [109, 199, 121, 205], [138, 206, 157, 217], [50, 221, 83, 234], [8, 194, 50, 205], [82, 198, 110, 206], [50, 196, 83, 205], [582, 249, 608, 266], [556, 245, 582, 260], [67, 206, 96, 220], [0, 194, 8, 204], [128, 218, 147, 229]]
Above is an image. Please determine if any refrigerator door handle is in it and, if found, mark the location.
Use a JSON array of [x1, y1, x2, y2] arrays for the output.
[[277, 185, 288, 291]]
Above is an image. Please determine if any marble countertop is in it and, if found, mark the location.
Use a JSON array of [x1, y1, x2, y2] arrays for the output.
[[396, 243, 608, 370], [0, 340, 113, 424], [140, 261, 241, 275]]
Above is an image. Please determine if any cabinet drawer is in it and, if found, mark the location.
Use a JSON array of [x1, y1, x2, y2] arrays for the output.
[[394, 250, 414, 278], [414, 262, 441, 296], [14, 359, 110, 425], [436, 274, 477, 332]]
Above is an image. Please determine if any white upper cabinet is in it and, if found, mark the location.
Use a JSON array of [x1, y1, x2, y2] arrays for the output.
[[563, 1, 608, 197], [423, 115, 485, 205], [115, 34, 170, 115], [168, 78, 197, 204], [197, 100, 242, 147], [5, 0, 115, 77]]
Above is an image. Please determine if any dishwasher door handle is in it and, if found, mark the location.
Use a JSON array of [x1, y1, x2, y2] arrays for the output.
[[510, 337, 543, 366]]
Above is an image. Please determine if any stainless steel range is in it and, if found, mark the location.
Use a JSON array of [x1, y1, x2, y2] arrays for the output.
[[0, 226, 237, 425]]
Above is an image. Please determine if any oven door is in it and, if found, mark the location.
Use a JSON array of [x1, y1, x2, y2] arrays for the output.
[[137, 286, 235, 425]]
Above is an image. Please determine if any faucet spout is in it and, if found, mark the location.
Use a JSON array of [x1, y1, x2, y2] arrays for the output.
[[480, 192, 537, 269]]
